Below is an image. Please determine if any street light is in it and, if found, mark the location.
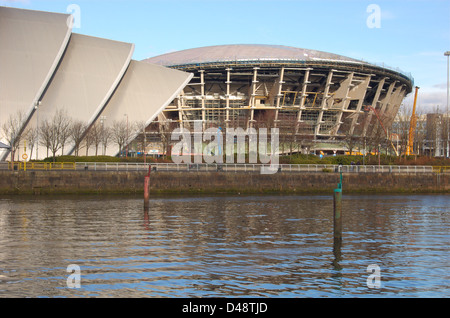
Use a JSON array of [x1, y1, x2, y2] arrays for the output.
[[34, 101, 41, 160], [445, 51, 450, 158], [124, 114, 128, 158], [100, 115, 106, 155]]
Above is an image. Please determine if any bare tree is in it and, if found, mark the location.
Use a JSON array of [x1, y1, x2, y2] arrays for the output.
[[70, 120, 86, 157], [84, 126, 94, 156], [135, 120, 148, 159], [89, 122, 103, 156], [39, 120, 52, 158], [100, 125, 111, 155], [343, 134, 360, 155], [23, 127, 38, 160], [58, 113, 72, 156], [412, 108, 426, 156], [1, 110, 25, 162], [394, 103, 412, 157], [426, 106, 445, 157], [39, 110, 72, 161], [442, 114, 449, 157], [339, 116, 361, 155], [111, 120, 128, 157]]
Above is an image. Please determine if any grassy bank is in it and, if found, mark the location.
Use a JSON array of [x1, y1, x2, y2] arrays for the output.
[[279, 154, 450, 166], [37, 154, 450, 167]]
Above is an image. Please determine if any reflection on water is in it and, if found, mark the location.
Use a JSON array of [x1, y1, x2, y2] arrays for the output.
[[0, 194, 449, 297]]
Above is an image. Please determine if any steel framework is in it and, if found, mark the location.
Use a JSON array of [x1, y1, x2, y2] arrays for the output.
[[144, 46, 413, 151]]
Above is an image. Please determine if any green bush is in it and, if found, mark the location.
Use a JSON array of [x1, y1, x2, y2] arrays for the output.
[[43, 155, 121, 163], [40, 153, 450, 166]]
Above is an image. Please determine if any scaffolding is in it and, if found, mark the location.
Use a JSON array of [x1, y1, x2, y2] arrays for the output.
[[143, 62, 412, 154]]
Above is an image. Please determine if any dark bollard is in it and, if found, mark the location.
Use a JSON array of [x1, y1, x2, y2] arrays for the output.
[[332, 171, 343, 269], [333, 188, 342, 242], [144, 166, 151, 209], [144, 175, 150, 209]]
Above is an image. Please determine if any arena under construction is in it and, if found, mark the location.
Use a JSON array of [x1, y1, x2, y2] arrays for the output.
[[144, 44, 414, 154]]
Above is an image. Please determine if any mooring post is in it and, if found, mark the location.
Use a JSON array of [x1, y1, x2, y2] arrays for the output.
[[144, 165, 151, 209], [333, 170, 343, 242], [333, 188, 342, 241]]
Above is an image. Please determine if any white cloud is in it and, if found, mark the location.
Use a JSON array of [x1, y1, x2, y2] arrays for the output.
[[434, 83, 448, 90], [403, 88, 448, 113]]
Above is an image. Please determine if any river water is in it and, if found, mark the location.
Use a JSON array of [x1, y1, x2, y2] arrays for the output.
[[0, 194, 449, 298]]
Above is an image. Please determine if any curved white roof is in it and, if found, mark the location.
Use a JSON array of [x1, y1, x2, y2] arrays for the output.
[[1, 6, 192, 160], [28, 33, 134, 156], [0, 6, 72, 159], [144, 44, 361, 66], [38, 33, 134, 120], [99, 60, 193, 156]]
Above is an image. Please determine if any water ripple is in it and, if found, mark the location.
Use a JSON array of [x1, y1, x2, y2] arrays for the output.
[[0, 194, 449, 297]]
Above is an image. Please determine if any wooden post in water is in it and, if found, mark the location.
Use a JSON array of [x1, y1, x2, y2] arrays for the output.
[[144, 165, 151, 209], [333, 188, 342, 241], [333, 169, 343, 242]]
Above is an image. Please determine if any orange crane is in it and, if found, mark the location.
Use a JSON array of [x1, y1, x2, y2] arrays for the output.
[[406, 86, 420, 156]]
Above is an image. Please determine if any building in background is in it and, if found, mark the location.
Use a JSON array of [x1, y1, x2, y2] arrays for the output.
[[424, 113, 449, 157], [392, 112, 449, 157], [143, 44, 414, 155]]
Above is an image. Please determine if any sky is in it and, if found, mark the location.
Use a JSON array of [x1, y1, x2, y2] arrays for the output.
[[1, 0, 450, 113]]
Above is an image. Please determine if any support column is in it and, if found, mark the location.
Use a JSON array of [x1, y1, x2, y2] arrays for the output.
[[225, 68, 232, 128], [296, 68, 311, 133], [385, 85, 407, 129], [274, 67, 285, 128], [379, 81, 397, 116], [200, 70, 206, 130], [177, 90, 184, 129], [363, 77, 386, 137], [373, 81, 398, 138], [315, 70, 334, 136], [248, 67, 259, 129], [334, 72, 354, 136], [349, 75, 372, 135], [368, 80, 398, 139]]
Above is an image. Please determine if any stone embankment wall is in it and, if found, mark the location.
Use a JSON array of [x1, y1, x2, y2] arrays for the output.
[[0, 170, 448, 195]]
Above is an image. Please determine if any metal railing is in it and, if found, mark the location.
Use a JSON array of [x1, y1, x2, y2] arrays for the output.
[[1, 161, 448, 174], [1, 162, 76, 171]]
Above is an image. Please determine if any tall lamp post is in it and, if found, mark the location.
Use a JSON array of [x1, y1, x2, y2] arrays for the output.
[[100, 115, 106, 155], [34, 101, 41, 160], [445, 51, 450, 158], [124, 114, 129, 158]]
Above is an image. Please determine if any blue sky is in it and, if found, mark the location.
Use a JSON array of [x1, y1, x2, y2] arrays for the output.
[[2, 0, 450, 112]]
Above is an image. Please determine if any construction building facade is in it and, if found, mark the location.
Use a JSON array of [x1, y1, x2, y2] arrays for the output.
[[144, 45, 414, 153]]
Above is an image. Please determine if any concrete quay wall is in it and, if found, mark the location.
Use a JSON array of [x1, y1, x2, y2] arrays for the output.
[[0, 170, 448, 195]]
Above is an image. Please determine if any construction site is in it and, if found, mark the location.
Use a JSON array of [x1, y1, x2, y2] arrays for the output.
[[143, 44, 415, 156]]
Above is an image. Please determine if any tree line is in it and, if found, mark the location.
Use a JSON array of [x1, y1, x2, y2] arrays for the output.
[[1, 110, 147, 162], [2, 106, 448, 162]]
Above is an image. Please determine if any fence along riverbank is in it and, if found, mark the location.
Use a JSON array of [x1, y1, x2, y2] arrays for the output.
[[1, 162, 450, 174]]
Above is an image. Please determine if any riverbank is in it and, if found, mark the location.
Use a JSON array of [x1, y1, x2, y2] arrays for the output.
[[0, 170, 448, 195]]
